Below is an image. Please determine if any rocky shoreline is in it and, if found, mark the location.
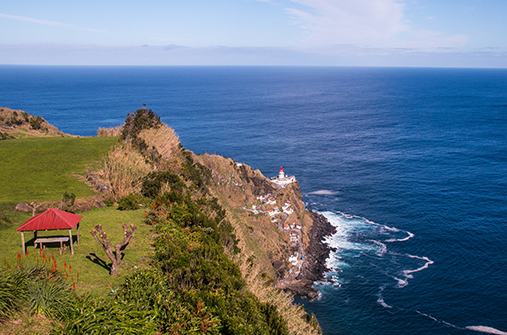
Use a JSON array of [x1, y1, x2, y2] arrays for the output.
[[280, 210, 336, 299]]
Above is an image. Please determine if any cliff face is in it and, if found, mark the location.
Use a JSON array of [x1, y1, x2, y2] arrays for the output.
[[195, 154, 335, 298], [0, 107, 67, 138], [114, 111, 334, 298], [113, 115, 327, 333]]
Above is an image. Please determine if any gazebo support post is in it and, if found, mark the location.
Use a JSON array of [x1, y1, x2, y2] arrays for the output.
[[21, 232, 25, 255], [34, 231, 38, 239], [77, 222, 80, 246], [69, 229, 74, 255]]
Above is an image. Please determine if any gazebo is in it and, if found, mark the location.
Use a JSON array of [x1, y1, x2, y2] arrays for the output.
[[16, 208, 83, 255]]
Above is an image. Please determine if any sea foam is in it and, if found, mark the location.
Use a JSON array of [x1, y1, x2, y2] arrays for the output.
[[466, 326, 507, 335]]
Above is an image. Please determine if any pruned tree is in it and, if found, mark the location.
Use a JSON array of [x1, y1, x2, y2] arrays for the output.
[[28, 201, 41, 217], [90, 223, 137, 276]]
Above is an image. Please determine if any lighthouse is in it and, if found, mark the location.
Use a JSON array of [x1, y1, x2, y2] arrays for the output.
[[279, 167, 285, 179], [271, 167, 296, 187]]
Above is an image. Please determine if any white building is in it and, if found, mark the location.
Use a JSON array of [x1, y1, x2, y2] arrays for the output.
[[271, 167, 296, 187], [283, 207, 294, 215], [289, 252, 298, 265], [265, 198, 276, 205]]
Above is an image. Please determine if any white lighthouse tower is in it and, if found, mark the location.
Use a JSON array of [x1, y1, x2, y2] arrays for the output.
[[278, 167, 285, 179], [271, 167, 296, 187]]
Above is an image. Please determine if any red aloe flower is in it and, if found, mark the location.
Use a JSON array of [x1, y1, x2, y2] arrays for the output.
[[25, 251, 29, 257], [72, 284, 76, 290], [69, 265, 72, 272], [16, 253, 21, 260], [64, 262, 67, 269]]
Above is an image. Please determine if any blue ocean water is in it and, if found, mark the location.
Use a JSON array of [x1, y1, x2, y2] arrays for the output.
[[1, 66, 506, 335]]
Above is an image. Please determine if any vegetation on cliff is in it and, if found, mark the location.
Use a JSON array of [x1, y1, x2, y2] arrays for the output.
[[0, 107, 67, 138], [0, 107, 322, 334]]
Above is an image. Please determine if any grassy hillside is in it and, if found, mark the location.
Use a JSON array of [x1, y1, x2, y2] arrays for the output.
[[1, 207, 152, 296], [0, 136, 117, 203], [0, 108, 321, 335]]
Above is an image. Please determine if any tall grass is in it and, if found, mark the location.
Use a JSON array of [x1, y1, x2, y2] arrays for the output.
[[237, 257, 322, 335], [0, 269, 27, 319], [97, 126, 122, 137], [139, 125, 180, 164], [100, 141, 152, 201], [1, 255, 77, 321]]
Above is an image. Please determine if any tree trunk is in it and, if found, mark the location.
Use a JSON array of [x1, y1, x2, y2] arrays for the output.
[[90, 223, 137, 276]]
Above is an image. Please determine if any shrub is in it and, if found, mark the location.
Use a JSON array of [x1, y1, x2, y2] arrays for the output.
[[0, 269, 27, 319], [29, 116, 44, 130], [103, 197, 115, 207], [0, 132, 15, 141], [1, 254, 77, 321], [141, 171, 186, 198], [117, 194, 143, 211], [61, 191, 76, 207]]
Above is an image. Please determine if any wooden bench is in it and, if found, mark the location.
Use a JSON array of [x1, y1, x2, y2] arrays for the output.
[[34, 237, 70, 253]]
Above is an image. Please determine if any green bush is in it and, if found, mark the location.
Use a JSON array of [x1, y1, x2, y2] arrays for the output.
[[141, 171, 186, 198], [0, 257, 77, 321], [29, 116, 44, 130], [117, 194, 143, 211], [0, 132, 15, 141], [0, 269, 27, 319]]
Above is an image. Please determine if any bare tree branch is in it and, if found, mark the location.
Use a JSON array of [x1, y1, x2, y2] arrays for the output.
[[90, 223, 137, 276]]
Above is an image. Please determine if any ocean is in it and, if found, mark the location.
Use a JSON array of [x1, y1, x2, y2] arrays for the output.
[[1, 65, 506, 335]]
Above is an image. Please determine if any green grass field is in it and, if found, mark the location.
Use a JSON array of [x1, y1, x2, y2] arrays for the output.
[[1, 206, 153, 296], [0, 136, 117, 203], [0, 135, 154, 296]]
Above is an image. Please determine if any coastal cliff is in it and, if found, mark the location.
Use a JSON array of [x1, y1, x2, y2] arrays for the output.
[[2, 107, 330, 334], [193, 154, 335, 299]]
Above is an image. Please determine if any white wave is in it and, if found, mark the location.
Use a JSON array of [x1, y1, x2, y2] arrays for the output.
[[383, 225, 400, 232], [370, 240, 387, 257], [416, 310, 442, 323], [376, 285, 392, 308], [466, 326, 507, 335], [377, 296, 392, 309], [385, 231, 415, 243], [403, 255, 434, 276], [317, 210, 433, 294], [306, 190, 338, 195], [325, 252, 349, 271], [394, 276, 408, 288]]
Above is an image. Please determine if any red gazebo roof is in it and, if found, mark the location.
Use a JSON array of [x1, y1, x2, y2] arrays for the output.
[[16, 208, 83, 232]]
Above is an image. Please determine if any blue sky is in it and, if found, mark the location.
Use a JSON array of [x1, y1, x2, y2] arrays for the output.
[[1, 0, 506, 67]]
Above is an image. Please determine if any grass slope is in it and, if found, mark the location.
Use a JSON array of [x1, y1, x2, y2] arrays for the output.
[[0, 136, 117, 203], [1, 206, 153, 296]]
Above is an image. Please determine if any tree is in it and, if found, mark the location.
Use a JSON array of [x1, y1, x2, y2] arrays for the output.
[[90, 223, 137, 276]]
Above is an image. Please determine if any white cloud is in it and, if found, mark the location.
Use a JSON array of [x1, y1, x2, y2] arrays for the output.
[[397, 29, 469, 49], [283, 1, 472, 51], [0, 13, 106, 33], [286, 0, 408, 46]]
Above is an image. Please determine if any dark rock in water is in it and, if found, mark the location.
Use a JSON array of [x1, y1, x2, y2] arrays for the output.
[[296, 211, 336, 293], [283, 279, 319, 299]]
